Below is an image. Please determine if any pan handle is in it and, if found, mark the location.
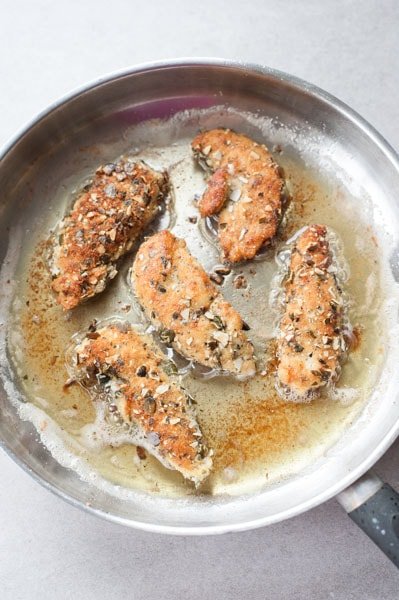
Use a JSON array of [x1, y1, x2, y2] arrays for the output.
[[337, 472, 399, 567]]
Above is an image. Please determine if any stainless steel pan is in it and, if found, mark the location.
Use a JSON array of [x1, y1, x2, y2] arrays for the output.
[[0, 59, 398, 564]]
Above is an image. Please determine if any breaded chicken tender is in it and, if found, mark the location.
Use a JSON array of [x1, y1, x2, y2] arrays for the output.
[[192, 129, 285, 263], [71, 322, 212, 485], [277, 225, 348, 399], [51, 160, 168, 309], [131, 230, 256, 379]]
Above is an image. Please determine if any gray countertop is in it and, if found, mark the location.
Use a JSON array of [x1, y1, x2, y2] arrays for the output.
[[1, 1, 398, 598]]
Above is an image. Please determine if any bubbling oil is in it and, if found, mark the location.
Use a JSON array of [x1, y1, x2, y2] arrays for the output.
[[6, 107, 388, 498]]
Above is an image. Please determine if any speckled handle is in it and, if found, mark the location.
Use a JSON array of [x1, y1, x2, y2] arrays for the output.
[[349, 484, 399, 567]]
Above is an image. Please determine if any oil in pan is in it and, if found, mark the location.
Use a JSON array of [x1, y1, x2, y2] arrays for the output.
[[6, 106, 389, 499]]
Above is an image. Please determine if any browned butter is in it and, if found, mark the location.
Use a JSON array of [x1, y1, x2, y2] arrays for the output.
[[8, 123, 386, 498]]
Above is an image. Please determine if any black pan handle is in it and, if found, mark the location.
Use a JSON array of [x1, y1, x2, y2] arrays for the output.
[[337, 472, 399, 567]]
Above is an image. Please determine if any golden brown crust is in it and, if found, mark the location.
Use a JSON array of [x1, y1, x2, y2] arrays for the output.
[[51, 160, 168, 309], [72, 323, 212, 484], [192, 129, 284, 262], [132, 230, 256, 378], [198, 168, 229, 217], [277, 225, 347, 399]]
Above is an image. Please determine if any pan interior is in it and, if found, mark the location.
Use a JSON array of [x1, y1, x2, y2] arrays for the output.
[[0, 63, 398, 530]]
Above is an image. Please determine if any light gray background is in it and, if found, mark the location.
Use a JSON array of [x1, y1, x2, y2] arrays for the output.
[[1, 1, 398, 598]]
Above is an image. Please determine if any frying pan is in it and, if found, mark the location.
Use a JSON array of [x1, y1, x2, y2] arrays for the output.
[[0, 59, 398, 565]]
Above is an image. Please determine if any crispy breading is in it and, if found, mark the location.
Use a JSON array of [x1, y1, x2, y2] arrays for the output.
[[132, 230, 256, 379], [51, 160, 168, 309], [192, 129, 284, 262], [71, 322, 212, 485], [277, 225, 347, 399], [198, 168, 229, 217]]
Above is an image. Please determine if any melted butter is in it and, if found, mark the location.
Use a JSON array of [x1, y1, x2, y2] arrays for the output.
[[7, 120, 387, 499]]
